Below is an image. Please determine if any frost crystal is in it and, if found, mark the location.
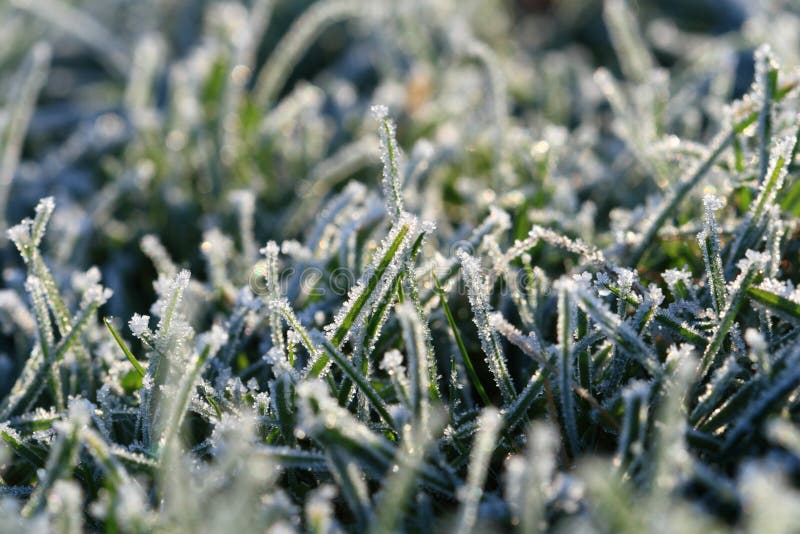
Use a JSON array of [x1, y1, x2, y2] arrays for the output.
[[129, 314, 151, 338], [370, 104, 388, 121], [737, 250, 770, 274], [198, 323, 229, 357], [703, 194, 724, 212], [663, 267, 691, 287], [380, 349, 404, 373]]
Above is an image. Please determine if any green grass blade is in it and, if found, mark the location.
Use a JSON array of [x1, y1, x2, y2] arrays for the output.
[[434, 275, 491, 406], [104, 317, 146, 377], [747, 286, 800, 323], [330, 222, 410, 347]]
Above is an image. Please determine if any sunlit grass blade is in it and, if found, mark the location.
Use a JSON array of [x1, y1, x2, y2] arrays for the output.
[[698, 195, 727, 317], [699, 252, 767, 379], [726, 134, 796, 274], [747, 286, 800, 323], [327, 215, 420, 348], [104, 317, 146, 377]]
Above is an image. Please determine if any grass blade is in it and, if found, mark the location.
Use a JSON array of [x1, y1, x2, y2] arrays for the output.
[[104, 317, 146, 377]]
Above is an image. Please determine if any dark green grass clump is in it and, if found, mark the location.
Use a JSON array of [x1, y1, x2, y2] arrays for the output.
[[2, 0, 800, 532]]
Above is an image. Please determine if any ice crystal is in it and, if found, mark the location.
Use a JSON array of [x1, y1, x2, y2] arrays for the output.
[[129, 313, 150, 338]]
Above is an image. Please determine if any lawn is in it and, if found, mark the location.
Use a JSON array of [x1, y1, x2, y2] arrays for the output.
[[1, 0, 800, 532]]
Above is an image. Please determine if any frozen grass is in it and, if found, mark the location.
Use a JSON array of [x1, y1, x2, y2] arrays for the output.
[[2, 0, 800, 532]]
